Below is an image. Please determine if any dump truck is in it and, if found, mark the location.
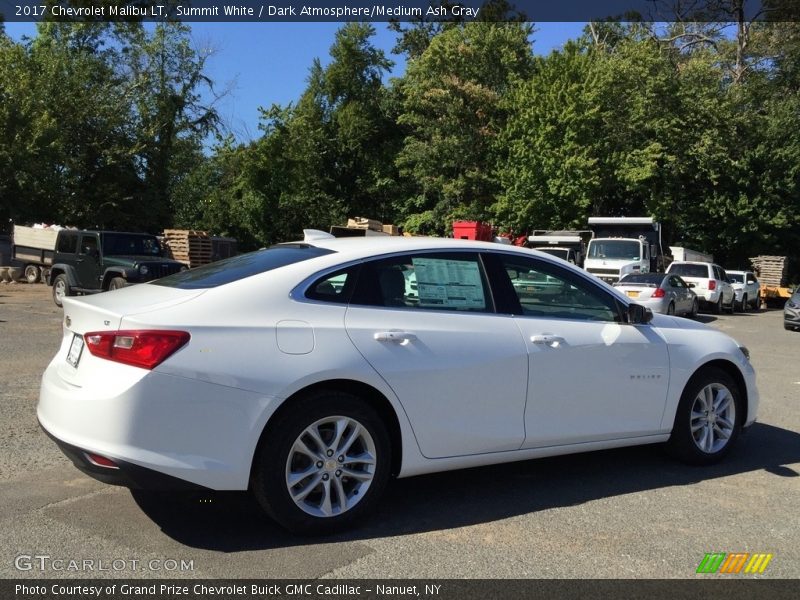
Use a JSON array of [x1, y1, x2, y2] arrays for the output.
[[9, 225, 60, 283], [528, 230, 592, 267], [584, 217, 668, 284]]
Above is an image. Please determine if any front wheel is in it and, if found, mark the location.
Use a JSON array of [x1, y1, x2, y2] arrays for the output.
[[739, 294, 748, 313], [108, 277, 126, 291], [251, 392, 391, 535], [667, 367, 742, 465]]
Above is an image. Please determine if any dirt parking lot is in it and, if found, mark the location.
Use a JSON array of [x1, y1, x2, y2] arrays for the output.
[[1, 282, 798, 579]]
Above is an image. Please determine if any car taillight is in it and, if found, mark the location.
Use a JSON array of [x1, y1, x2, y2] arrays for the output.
[[652, 288, 666, 298], [708, 280, 717, 291], [83, 330, 190, 370]]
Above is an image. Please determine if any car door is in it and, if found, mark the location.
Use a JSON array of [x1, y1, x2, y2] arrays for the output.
[[489, 253, 670, 448], [669, 275, 692, 313], [716, 266, 734, 306], [76, 233, 101, 289], [344, 251, 529, 459]]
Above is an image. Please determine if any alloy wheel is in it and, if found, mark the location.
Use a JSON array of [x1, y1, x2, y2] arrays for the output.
[[690, 383, 736, 454], [285, 415, 377, 518]]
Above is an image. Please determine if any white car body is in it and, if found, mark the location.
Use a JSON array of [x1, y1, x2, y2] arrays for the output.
[[584, 237, 650, 284], [666, 261, 735, 313], [38, 237, 758, 532], [726, 270, 760, 311]]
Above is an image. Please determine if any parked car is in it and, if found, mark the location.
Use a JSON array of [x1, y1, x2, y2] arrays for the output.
[[613, 273, 698, 317], [38, 236, 758, 534], [48, 230, 187, 307], [784, 288, 800, 331], [726, 270, 760, 312], [665, 261, 735, 314]]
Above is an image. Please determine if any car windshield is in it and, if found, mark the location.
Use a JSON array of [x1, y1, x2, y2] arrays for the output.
[[587, 240, 640, 260], [152, 244, 335, 289], [102, 233, 162, 256], [669, 263, 708, 278], [536, 248, 569, 260], [617, 273, 664, 285], [727, 273, 744, 283]]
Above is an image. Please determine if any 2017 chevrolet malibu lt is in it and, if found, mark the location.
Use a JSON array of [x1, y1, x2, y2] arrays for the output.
[[38, 234, 758, 534]]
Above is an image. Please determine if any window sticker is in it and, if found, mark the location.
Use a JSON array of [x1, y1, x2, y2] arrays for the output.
[[412, 258, 486, 309]]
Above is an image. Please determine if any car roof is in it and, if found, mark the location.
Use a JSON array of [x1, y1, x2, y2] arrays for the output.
[[669, 260, 717, 266], [295, 235, 526, 258]]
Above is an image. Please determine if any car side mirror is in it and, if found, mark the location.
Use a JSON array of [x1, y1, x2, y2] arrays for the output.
[[626, 303, 653, 325], [687, 282, 696, 288]]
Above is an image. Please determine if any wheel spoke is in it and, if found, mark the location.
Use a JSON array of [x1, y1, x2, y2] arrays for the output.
[[340, 467, 373, 481], [344, 452, 375, 466], [304, 426, 327, 455], [292, 438, 322, 461], [330, 418, 349, 453], [338, 423, 362, 455], [714, 391, 730, 413], [319, 479, 333, 516], [287, 465, 319, 488], [716, 415, 734, 430], [332, 476, 348, 513], [713, 424, 731, 440], [290, 472, 323, 502], [691, 420, 706, 433]]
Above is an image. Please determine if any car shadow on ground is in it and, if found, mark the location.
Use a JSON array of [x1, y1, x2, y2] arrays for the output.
[[130, 422, 800, 551]]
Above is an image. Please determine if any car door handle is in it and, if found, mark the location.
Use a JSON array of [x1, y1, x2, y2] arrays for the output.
[[374, 331, 417, 344], [530, 334, 565, 347]]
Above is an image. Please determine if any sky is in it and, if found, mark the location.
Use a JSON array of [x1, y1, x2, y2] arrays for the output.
[[3, 21, 587, 144]]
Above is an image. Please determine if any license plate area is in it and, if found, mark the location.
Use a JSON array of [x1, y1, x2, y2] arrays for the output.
[[625, 290, 640, 298], [66, 334, 85, 368]]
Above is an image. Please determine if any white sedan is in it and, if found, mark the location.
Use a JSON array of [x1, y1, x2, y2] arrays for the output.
[[38, 234, 759, 534]]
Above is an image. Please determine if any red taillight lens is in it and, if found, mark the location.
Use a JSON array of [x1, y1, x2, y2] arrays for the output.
[[652, 287, 666, 298], [84, 330, 190, 370], [708, 279, 717, 291]]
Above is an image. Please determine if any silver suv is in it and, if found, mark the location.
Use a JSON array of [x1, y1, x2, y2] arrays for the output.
[[666, 261, 735, 314]]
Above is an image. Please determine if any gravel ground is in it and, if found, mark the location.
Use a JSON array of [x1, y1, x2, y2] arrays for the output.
[[1, 282, 797, 579]]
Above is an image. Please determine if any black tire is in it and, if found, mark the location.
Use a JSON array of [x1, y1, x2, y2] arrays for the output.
[[712, 296, 722, 315], [667, 302, 675, 315], [108, 277, 127, 291], [667, 367, 742, 465], [689, 298, 699, 319], [24, 265, 40, 284], [251, 391, 391, 535], [52, 274, 71, 307], [738, 294, 748, 313]]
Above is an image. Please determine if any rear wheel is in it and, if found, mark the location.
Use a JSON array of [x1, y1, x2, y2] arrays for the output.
[[251, 391, 391, 535], [52, 274, 71, 307], [712, 296, 722, 315], [667, 367, 742, 465], [667, 302, 675, 315], [24, 265, 40, 284]]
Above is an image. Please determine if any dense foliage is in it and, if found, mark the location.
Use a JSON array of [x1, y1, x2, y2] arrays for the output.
[[2, 18, 798, 272]]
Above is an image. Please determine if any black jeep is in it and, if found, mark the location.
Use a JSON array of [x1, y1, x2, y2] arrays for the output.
[[48, 230, 186, 307]]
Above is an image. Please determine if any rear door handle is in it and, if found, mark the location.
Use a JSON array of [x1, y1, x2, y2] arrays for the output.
[[374, 331, 417, 344], [530, 334, 565, 347]]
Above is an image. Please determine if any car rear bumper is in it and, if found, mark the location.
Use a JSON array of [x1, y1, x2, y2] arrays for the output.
[[37, 357, 278, 490], [39, 422, 207, 490]]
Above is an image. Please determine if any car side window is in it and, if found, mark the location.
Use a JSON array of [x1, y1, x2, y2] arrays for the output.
[[306, 267, 359, 304], [351, 253, 491, 312], [496, 255, 620, 322], [747, 274, 757, 284], [79, 235, 98, 256], [57, 232, 78, 254], [670, 276, 684, 288]]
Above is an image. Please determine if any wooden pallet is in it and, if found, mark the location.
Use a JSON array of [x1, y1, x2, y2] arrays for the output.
[[749, 255, 788, 287], [163, 229, 214, 268]]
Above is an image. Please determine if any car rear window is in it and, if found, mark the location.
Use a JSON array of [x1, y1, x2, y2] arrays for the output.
[[668, 263, 708, 278], [618, 273, 664, 285], [152, 244, 334, 289]]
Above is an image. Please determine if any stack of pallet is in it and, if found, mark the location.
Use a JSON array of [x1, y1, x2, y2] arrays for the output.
[[749, 255, 788, 287], [163, 229, 213, 268]]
